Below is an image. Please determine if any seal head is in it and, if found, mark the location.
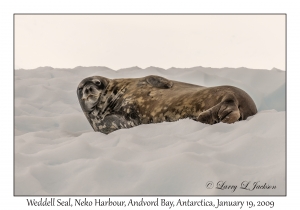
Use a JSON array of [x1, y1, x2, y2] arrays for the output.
[[77, 76, 110, 113]]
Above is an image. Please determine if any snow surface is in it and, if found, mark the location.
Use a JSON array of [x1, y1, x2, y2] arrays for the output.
[[15, 66, 285, 195]]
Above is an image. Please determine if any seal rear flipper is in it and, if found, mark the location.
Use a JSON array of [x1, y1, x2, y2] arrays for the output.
[[145, 75, 173, 89], [196, 99, 241, 125]]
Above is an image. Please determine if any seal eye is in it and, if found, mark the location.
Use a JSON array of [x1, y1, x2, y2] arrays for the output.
[[95, 81, 101, 86]]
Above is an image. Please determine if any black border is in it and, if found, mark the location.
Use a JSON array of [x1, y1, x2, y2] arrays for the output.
[[13, 13, 287, 197]]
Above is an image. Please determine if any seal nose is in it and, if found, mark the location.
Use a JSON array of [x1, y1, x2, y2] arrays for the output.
[[84, 86, 93, 94]]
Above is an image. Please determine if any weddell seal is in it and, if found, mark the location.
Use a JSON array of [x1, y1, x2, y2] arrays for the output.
[[77, 75, 257, 134]]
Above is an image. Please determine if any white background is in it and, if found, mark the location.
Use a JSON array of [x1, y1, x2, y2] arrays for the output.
[[1, 0, 298, 209], [14, 15, 285, 70]]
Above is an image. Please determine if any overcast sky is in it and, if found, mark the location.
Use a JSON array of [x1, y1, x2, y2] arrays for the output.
[[15, 15, 285, 70]]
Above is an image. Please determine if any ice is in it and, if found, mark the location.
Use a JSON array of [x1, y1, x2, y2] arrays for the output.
[[14, 66, 285, 195]]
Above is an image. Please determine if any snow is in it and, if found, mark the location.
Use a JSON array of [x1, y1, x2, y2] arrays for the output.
[[15, 66, 285, 195]]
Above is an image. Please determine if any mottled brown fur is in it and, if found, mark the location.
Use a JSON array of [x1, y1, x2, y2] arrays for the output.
[[77, 75, 257, 134]]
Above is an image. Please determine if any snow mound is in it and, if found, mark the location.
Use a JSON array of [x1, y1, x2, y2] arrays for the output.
[[15, 66, 285, 195]]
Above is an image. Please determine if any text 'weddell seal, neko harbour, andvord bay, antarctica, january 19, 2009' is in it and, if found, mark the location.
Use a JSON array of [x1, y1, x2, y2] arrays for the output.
[[77, 75, 257, 134]]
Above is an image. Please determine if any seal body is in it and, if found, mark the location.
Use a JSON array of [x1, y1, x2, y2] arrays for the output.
[[77, 75, 257, 134]]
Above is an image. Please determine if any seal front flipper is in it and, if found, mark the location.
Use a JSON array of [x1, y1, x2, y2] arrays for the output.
[[145, 75, 173, 89], [95, 114, 140, 134]]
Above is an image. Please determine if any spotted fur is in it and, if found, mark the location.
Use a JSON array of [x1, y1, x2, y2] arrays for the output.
[[77, 75, 257, 134]]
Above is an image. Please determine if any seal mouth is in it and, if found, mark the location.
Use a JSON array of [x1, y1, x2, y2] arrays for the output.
[[82, 94, 99, 101]]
